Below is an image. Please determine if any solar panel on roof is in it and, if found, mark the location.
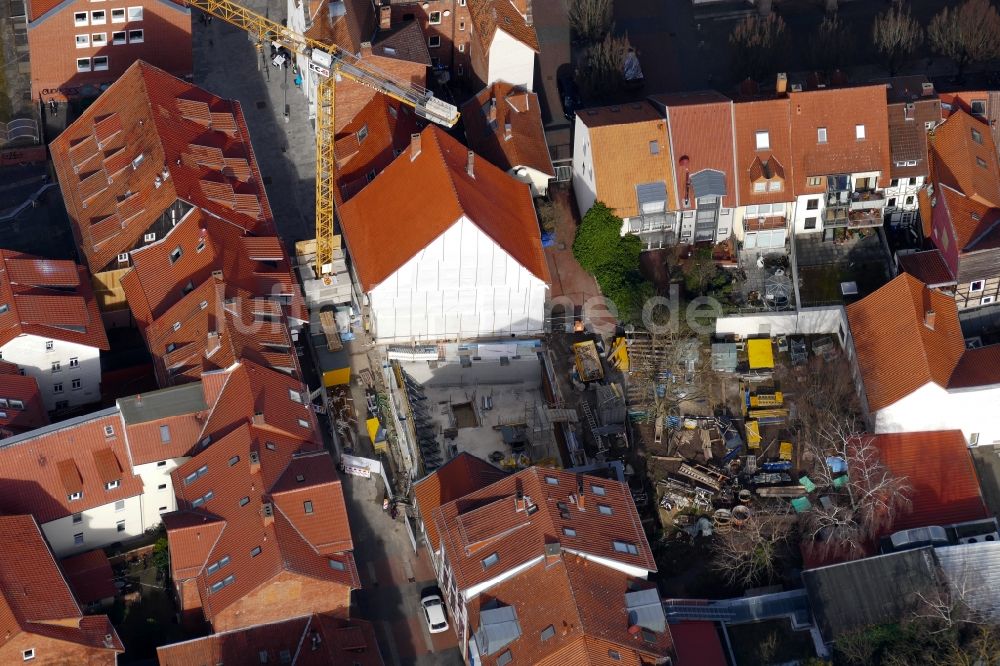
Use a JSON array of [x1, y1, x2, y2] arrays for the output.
[[625, 588, 666, 633], [476, 606, 521, 656]]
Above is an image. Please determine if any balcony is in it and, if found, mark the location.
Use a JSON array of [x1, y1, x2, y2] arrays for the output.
[[849, 190, 886, 210], [823, 207, 882, 229]]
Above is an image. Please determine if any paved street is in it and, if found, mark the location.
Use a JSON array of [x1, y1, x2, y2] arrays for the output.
[[192, 0, 317, 246]]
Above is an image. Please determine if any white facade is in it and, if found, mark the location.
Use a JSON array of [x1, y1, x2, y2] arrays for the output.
[[884, 176, 923, 213], [0, 335, 101, 411], [41, 494, 145, 557], [486, 30, 534, 91], [735, 202, 794, 250], [871, 382, 1000, 447], [571, 118, 597, 218], [286, 0, 317, 119], [793, 171, 884, 236], [133, 457, 188, 529], [367, 216, 548, 343]]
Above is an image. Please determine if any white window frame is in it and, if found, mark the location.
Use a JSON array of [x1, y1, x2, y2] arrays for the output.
[[73, 532, 84, 545], [53, 383, 63, 394], [112, 30, 126, 45], [970, 280, 985, 293], [105, 479, 121, 490], [111, 8, 126, 23], [74, 12, 89, 26], [76, 58, 92, 73], [92, 32, 107, 46], [93, 55, 109, 71], [90, 10, 106, 25], [753, 182, 766, 193], [755, 130, 769, 150], [71, 378, 82, 390], [22, 648, 34, 661], [127, 6, 143, 21], [144, 232, 156, 242], [458, 43, 465, 53], [76, 34, 90, 48], [768, 180, 782, 192], [128, 28, 143, 43], [428, 10, 442, 24], [817, 127, 827, 143], [855, 124, 866, 140], [982, 296, 995, 306]]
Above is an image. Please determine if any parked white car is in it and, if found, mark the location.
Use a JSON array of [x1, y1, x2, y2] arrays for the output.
[[421, 592, 449, 634]]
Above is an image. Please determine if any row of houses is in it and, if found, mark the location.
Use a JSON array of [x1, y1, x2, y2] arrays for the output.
[[574, 77, 1000, 312]]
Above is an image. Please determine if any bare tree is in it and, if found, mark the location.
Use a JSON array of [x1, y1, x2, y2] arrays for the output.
[[565, 0, 614, 44], [577, 32, 633, 101], [712, 508, 793, 588], [873, 1, 923, 76], [800, 425, 912, 562], [809, 12, 855, 75], [928, 0, 1000, 81], [729, 13, 788, 82]]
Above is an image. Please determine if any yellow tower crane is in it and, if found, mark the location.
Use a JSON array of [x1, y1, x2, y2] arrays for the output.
[[182, 0, 460, 276]]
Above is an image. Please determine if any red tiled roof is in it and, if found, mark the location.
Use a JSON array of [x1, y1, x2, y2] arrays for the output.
[[271, 452, 354, 555], [462, 82, 554, 180], [413, 452, 507, 551], [0, 250, 108, 351], [0, 411, 143, 523], [788, 85, 892, 193], [51, 62, 274, 274], [948, 344, 1000, 389], [896, 250, 956, 287], [576, 102, 676, 219], [157, 614, 384, 666], [339, 125, 550, 291], [335, 94, 421, 207], [161, 512, 226, 580], [652, 91, 737, 209], [669, 621, 727, 666], [469, 0, 539, 52], [846, 274, 965, 412], [434, 467, 655, 595], [939, 91, 991, 119], [928, 110, 1000, 250], [872, 431, 989, 532], [60, 549, 116, 606], [465, 555, 672, 666], [733, 98, 794, 205], [0, 515, 123, 657], [0, 362, 48, 437], [167, 421, 359, 625]]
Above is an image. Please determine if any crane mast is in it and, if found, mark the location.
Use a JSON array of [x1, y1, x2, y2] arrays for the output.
[[182, 0, 459, 274]]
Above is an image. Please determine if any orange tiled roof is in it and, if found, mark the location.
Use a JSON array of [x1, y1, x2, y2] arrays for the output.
[[469, 0, 539, 53], [157, 614, 384, 666], [652, 91, 737, 209], [577, 101, 675, 218], [733, 97, 794, 205], [167, 420, 358, 625], [0, 361, 48, 437], [788, 85, 891, 192], [338, 125, 549, 291], [0, 411, 143, 523], [846, 273, 965, 411], [413, 452, 507, 551], [462, 82, 554, 180], [948, 344, 1000, 389], [334, 94, 421, 207], [465, 555, 672, 665], [433, 467, 655, 595], [0, 250, 108, 351], [60, 548, 117, 606], [871, 431, 989, 532], [0, 515, 123, 658], [51, 62, 273, 274]]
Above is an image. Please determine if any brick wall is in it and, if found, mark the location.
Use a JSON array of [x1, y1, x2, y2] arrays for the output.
[[211, 571, 352, 632], [387, 2, 472, 82], [1, 631, 116, 665], [28, 0, 192, 102]]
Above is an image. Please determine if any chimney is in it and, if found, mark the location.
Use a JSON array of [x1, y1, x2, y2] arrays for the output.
[[249, 450, 261, 475], [262, 502, 274, 527], [515, 488, 525, 511], [252, 411, 265, 426], [544, 541, 561, 565], [504, 122, 512, 141], [576, 476, 586, 511], [776, 72, 788, 95], [379, 1, 391, 30], [924, 309, 936, 330], [206, 331, 221, 357], [135, 394, 143, 407], [410, 133, 421, 161], [466, 150, 475, 178]]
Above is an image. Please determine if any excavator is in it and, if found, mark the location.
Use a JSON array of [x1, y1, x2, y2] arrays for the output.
[[182, 0, 460, 276]]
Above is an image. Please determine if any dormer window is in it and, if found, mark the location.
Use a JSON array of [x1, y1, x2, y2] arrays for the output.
[[105, 480, 120, 490], [68, 491, 82, 501]]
